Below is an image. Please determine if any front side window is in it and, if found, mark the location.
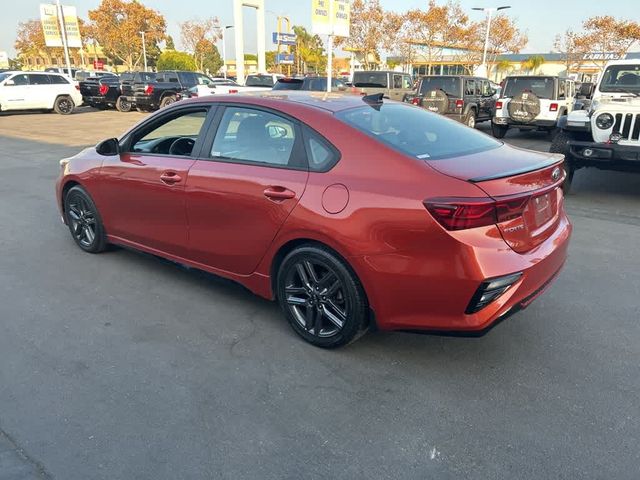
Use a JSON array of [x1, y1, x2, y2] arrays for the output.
[[195, 74, 212, 85], [402, 75, 413, 89], [558, 80, 566, 99], [336, 103, 500, 160], [211, 107, 298, 167], [130, 109, 208, 156], [10, 74, 30, 86]]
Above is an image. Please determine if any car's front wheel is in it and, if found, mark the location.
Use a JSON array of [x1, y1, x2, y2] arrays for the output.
[[64, 186, 108, 253], [277, 245, 369, 348]]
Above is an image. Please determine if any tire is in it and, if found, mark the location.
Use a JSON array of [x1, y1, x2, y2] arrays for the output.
[[160, 95, 177, 109], [491, 122, 508, 138], [54, 95, 75, 115], [63, 186, 108, 253], [465, 109, 477, 128], [116, 96, 132, 112], [276, 245, 369, 348], [549, 129, 576, 194]]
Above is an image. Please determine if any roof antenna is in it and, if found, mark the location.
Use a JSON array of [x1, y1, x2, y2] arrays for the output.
[[362, 93, 384, 105]]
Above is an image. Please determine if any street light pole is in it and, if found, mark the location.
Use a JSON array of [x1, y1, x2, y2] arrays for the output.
[[221, 25, 233, 79], [473, 6, 511, 74], [55, 0, 73, 77], [140, 31, 147, 72]]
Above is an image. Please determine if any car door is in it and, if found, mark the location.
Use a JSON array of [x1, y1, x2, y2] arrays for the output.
[[185, 105, 309, 275], [1, 73, 32, 110], [96, 106, 211, 257], [27, 73, 53, 108]]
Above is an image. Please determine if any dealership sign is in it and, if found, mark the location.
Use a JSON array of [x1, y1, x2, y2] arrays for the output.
[[311, 0, 350, 37], [40, 4, 82, 48], [276, 53, 294, 65], [272, 32, 296, 46]]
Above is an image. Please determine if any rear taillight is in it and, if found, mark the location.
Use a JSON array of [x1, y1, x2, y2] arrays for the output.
[[98, 84, 109, 95], [455, 99, 464, 109], [549, 103, 558, 112], [411, 97, 421, 106], [424, 196, 530, 231], [75, 84, 80, 91], [144, 84, 154, 95], [496, 101, 503, 109]]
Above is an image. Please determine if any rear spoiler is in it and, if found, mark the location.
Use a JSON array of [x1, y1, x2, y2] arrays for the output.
[[469, 155, 564, 182]]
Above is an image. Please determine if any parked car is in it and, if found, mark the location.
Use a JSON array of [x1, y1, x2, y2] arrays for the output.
[[403, 75, 496, 128], [273, 77, 347, 92], [550, 59, 640, 192], [244, 73, 285, 88], [0, 71, 82, 114], [56, 92, 571, 348], [351, 70, 414, 101], [45, 67, 80, 79], [118, 71, 156, 112], [492, 75, 576, 138], [121, 70, 214, 112], [75, 70, 117, 82], [80, 75, 121, 110]]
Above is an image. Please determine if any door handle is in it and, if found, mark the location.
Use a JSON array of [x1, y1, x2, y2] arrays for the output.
[[160, 171, 182, 184], [263, 186, 296, 201]]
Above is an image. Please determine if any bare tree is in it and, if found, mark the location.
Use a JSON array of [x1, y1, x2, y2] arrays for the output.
[[180, 17, 222, 72]]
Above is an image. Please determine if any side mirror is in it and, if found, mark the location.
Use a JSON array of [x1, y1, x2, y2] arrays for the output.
[[4, 79, 15, 86], [96, 138, 120, 156]]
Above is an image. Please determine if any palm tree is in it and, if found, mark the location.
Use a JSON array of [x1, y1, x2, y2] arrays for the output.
[[522, 55, 545, 74], [494, 59, 512, 81]]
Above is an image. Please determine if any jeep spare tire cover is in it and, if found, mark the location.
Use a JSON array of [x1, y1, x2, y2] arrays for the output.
[[421, 89, 449, 114], [507, 91, 541, 123]]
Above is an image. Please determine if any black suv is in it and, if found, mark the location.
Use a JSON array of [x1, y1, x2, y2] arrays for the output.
[[404, 75, 497, 128]]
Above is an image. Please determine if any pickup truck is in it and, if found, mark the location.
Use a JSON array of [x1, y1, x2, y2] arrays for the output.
[[119, 71, 157, 111], [123, 70, 214, 112], [80, 75, 120, 110]]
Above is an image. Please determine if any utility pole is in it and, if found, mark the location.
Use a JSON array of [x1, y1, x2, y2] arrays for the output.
[[221, 25, 233, 79], [140, 31, 147, 72], [326, 0, 334, 93], [55, 0, 72, 77], [472, 6, 511, 76]]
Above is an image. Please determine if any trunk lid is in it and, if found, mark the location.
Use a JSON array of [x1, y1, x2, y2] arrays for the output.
[[425, 144, 566, 253], [79, 78, 100, 97]]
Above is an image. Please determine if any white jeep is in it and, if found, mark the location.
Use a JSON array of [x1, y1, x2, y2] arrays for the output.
[[492, 75, 576, 138], [550, 59, 640, 192]]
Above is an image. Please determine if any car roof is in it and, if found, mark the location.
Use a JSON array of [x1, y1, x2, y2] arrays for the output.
[[179, 91, 386, 113], [3, 70, 65, 76]]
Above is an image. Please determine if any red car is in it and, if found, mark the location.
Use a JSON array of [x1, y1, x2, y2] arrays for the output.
[[56, 92, 571, 348]]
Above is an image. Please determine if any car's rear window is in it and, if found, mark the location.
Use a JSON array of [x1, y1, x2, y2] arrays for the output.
[[246, 75, 274, 87], [335, 103, 500, 160], [273, 79, 304, 90], [353, 72, 388, 88], [503, 77, 555, 99], [419, 77, 461, 97]]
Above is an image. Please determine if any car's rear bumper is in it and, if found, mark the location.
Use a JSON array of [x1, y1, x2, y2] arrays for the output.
[[568, 140, 640, 171], [83, 95, 111, 105], [132, 96, 157, 109], [493, 116, 556, 128], [351, 209, 572, 333]]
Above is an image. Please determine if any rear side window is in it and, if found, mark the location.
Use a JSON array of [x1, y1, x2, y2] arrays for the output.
[[48, 74, 70, 84], [393, 74, 402, 89], [353, 72, 388, 88], [335, 104, 500, 160], [28, 74, 51, 85], [303, 128, 340, 172], [465, 80, 475, 96], [179, 72, 196, 85]]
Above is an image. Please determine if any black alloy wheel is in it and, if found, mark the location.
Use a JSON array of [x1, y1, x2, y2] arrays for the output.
[[54, 96, 74, 115], [64, 186, 107, 253], [277, 246, 369, 348]]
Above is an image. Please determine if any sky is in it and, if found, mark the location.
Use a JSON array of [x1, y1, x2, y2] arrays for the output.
[[1, 0, 639, 58]]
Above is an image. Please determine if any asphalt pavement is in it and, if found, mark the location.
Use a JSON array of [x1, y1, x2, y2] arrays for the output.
[[0, 111, 638, 479]]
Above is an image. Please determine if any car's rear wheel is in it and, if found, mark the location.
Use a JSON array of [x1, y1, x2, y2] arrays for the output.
[[116, 96, 132, 112], [160, 95, 177, 108], [54, 96, 75, 115], [64, 186, 108, 253], [277, 246, 369, 348], [465, 109, 477, 128], [491, 122, 508, 138]]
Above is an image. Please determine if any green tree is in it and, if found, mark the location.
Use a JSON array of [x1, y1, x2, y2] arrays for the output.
[[291, 26, 326, 74], [156, 50, 196, 71], [165, 35, 176, 50], [195, 40, 223, 74], [8, 58, 23, 70], [266, 50, 277, 71], [244, 53, 258, 62]]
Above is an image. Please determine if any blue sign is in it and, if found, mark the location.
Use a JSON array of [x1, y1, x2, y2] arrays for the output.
[[272, 32, 297, 46], [276, 53, 294, 65]]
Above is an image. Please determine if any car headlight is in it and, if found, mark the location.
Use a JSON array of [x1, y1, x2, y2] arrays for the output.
[[595, 113, 614, 130]]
